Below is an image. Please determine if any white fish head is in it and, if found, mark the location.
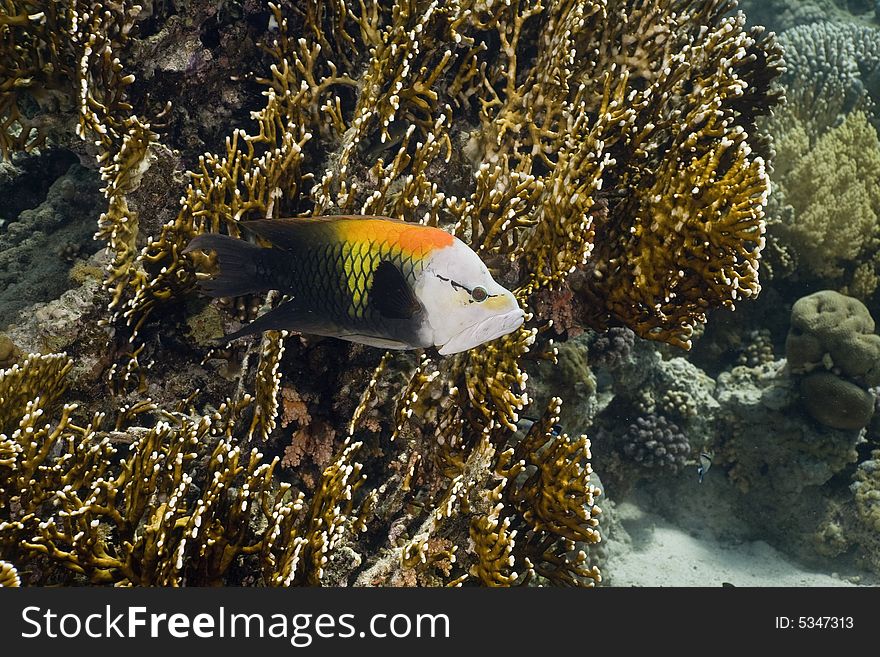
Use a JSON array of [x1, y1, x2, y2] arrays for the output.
[[416, 238, 525, 355]]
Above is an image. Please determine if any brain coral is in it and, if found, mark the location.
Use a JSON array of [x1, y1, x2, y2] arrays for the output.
[[786, 290, 880, 429]]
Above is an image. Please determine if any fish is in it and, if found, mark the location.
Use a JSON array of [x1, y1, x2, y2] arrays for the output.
[[516, 415, 562, 436], [184, 216, 525, 355], [697, 451, 713, 483]]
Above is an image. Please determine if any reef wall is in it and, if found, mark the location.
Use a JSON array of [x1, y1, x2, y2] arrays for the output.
[[5, 0, 876, 587]]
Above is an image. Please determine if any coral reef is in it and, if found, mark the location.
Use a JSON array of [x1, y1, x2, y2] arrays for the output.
[[588, 338, 718, 488], [0, 0, 783, 587], [762, 23, 880, 296], [0, 1, 163, 309], [0, 163, 102, 327], [786, 290, 880, 430], [0, 350, 371, 585], [715, 361, 861, 496]]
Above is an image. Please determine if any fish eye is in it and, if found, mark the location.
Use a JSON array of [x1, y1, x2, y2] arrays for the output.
[[471, 286, 488, 302]]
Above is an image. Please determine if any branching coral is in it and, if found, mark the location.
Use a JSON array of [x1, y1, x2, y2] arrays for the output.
[[468, 501, 518, 586], [0, 559, 19, 586], [495, 398, 602, 586], [0, 351, 369, 585], [0, 1, 161, 309], [0, 2, 77, 156], [358, 397, 602, 587], [0, 351, 71, 432], [576, 1, 781, 348]]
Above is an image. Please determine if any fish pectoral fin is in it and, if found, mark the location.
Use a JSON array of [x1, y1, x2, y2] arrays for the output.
[[370, 260, 421, 320], [221, 300, 335, 342]]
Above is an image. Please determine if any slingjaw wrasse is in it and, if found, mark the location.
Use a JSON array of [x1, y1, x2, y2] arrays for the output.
[[184, 216, 525, 355]]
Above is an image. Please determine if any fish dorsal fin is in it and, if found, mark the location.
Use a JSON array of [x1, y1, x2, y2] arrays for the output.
[[240, 216, 402, 251], [370, 261, 422, 320], [239, 219, 324, 251]]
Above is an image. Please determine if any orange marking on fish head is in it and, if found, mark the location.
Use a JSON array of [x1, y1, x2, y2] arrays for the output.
[[395, 224, 454, 259]]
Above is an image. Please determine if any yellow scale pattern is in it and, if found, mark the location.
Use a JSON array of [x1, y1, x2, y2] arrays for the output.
[[342, 239, 409, 320], [293, 237, 423, 330]]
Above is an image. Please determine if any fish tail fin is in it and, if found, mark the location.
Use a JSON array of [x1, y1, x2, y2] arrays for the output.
[[185, 234, 279, 298]]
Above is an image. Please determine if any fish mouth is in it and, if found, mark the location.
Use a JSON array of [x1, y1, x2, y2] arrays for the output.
[[438, 308, 525, 355]]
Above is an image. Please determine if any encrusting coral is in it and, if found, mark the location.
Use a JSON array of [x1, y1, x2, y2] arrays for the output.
[[0, 0, 782, 586]]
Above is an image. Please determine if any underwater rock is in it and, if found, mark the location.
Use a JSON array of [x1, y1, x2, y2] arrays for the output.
[[715, 360, 861, 497], [0, 162, 102, 329]]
